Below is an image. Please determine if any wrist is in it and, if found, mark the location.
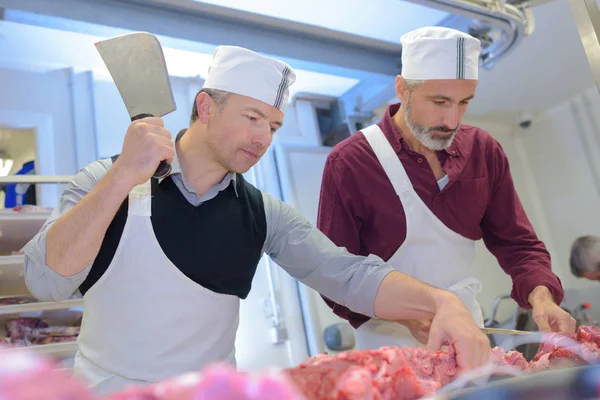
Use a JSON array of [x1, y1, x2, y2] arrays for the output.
[[528, 286, 554, 307], [107, 161, 139, 194], [431, 289, 459, 312]]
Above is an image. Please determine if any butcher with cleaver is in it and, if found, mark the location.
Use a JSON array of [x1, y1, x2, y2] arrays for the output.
[[22, 33, 491, 395]]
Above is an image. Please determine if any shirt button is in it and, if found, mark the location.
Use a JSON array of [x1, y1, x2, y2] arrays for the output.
[[435, 196, 441, 202], [417, 158, 423, 163]]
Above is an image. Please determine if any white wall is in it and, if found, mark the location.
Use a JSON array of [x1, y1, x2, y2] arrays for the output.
[[516, 86, 600, 293], [0, 68, 77, 176], [0, 66, 208, 179], [459, 117, 564, 323], [462, 85, 600, 322], [93, 75, 203, 159]]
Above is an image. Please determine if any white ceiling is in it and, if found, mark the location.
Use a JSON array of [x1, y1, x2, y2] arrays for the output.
[[0, 20, 360, 99], [193, 0, 449, 44], [0, 0, 596, 121], [464, 0, 597, 119]]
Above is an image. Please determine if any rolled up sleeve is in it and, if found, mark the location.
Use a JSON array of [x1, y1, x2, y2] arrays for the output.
[[23, 228, 91, 302], [22, 159, 111, 302], [262, 192, 394, 317]]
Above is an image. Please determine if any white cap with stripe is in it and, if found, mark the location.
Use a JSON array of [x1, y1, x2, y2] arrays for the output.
[[202, 45, 296, 114], [400, 27, 481, 81]]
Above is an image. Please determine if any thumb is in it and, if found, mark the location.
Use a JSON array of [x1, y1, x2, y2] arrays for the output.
[[427, 328, 444, 351], [534, 313, 551, 333]]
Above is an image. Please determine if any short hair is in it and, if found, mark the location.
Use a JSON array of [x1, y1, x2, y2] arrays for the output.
[[570, 235, 600, 277], [190, 88, 231, 124], [405, 79, 424, 93]]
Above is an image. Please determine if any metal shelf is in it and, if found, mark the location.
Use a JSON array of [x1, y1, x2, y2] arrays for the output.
[[0, 255, 27, 297], [0, 254, 24, 267], [0, 175, 74, 184], [0, 210, 51, 255], [0, 174, 81, 365], [0, 341, 78, 359], [0, 298, 84, 316]]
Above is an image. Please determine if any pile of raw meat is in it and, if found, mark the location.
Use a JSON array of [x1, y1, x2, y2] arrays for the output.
[[0, 349, 304, 400], [284, 345, 458, 400], [0, 350, 93, 400], [1, 326, 599, 400], [100, 365, 305, 400], [0, 317, 80, 347], [0, 296, 38, 306], [494, 325, 600, 373], [284, 325, 600, 400]]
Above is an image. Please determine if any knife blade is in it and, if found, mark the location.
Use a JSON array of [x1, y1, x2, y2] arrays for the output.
[[95, 32, 176, 179], [481, 327, 538, 335]]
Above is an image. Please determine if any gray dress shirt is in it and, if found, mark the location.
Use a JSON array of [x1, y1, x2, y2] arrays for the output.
[[22, 134, 394, 317]]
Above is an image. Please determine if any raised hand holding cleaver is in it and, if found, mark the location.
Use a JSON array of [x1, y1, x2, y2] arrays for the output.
[[95, 32, 177, 179]]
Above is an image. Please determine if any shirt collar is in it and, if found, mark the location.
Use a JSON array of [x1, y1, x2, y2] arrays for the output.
[[158, 128, 239, 197], [380, 103, 461, 158]]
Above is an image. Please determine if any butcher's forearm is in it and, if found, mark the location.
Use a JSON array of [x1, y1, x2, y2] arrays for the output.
[[46, 166, 134, 276], [373, 271, 454, 320]]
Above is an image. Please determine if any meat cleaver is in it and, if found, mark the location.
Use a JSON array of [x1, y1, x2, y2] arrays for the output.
[[95, 32, 176, 179]]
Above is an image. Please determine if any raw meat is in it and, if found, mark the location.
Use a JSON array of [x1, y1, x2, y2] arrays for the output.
[[526, 325, 600, 372], [0, 296, 37, 306], [3, 318, 79, 348], [28, 326, 80, 339], [283, 346, 459, 400], [12, 205, 49, 213], [0, 349, 93, 400], [30, 336, 78, 345], [101, 364, 304, 400], [491, 347, 528, 370], [0, 326, 599, 400], [5, 318, 48, 339], [283, 325, 600, 400]]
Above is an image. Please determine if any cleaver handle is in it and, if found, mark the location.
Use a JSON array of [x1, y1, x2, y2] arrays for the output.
[[131, 113, 172, 179]]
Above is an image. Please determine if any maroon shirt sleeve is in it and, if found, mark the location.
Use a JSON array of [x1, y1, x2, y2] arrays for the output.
[[316, 152, 372, 329], [481, 139, 564, 308]]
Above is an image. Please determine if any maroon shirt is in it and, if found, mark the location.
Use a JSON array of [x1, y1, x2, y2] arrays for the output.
[[316, 103, 564, 329]]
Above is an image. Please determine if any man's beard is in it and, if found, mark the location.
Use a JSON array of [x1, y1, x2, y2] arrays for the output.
[[404, 98, 459, 151]]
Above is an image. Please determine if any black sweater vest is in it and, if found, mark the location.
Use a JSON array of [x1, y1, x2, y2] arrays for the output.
[[79, 174, 267, 299]]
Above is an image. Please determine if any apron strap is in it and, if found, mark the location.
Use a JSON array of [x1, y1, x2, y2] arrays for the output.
[[361, 124, 413, 195], [128, 179, 152, 217]]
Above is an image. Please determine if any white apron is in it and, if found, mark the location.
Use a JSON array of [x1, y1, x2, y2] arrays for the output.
[[355, 124, 484, 350], [73, 179, 240, 395]]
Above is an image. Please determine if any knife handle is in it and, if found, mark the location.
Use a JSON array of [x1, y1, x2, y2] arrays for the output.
[[131, 113, 172, 179]]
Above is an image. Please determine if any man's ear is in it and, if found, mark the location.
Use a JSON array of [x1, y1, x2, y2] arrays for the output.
[[195, 92, 215, 123], [395, 75, 409, 104]]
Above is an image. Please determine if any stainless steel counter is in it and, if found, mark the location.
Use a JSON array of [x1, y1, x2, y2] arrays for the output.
[[428, 364, 600, 400]]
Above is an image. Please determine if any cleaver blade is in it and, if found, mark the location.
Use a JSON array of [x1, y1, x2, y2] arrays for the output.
[[95, 32, 176, 178]]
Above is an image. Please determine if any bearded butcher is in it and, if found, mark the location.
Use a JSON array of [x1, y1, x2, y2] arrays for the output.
[[22, 45, 491, 395], [316, 26, 576, 350]]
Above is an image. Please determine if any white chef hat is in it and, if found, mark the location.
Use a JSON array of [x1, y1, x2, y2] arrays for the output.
[[202, 45, 296, 114], [400, 27, 481, 80]]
